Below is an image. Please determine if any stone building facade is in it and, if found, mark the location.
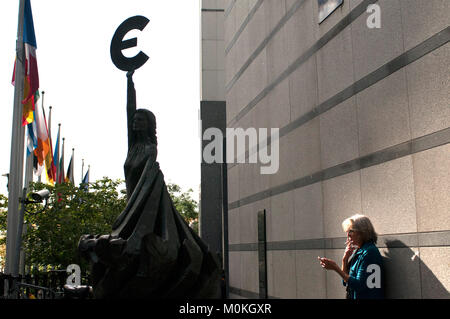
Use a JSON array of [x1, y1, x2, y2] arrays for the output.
[[201, 0, 450, 298]]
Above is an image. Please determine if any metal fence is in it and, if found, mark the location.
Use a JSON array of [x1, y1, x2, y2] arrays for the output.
[[1, 270, 91, 299]]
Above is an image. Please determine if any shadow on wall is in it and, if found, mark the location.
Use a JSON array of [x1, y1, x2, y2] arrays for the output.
[[383, 240, 449, 299]]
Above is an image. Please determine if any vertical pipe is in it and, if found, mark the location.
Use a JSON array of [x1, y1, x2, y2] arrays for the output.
[[222, 136, 229, 298], [258, 209, 267, 299]]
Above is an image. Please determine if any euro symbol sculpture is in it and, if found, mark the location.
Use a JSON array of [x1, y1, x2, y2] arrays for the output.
[[110, 15, 149, 71]]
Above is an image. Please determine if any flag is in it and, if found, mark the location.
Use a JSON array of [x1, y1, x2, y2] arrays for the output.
[[53, 125, 60, 184], [25, 114, 39, 175], [43, 105, 56, 185], [81, 166, 90, 190], [59, 138, 65, 184], [65, 149, 74, 184], [26, 120, 38, 156], [33, 98, 50, 177], [82, 168, 89, 184], [12, 0, 39, 126]]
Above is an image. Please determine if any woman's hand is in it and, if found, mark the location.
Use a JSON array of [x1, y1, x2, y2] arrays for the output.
[[318, 256, 350, 282], [317, 257, 339, 271], [343, 239, 356, 262]]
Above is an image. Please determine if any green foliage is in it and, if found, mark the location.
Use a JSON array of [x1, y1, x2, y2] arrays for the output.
[[23, 178, 126, 271], [0, 179, 199, 272], [0, 194, 8, 234], [167, 183, 199, 233]]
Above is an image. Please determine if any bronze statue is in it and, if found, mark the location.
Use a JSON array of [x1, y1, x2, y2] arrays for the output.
[[77, 16, 222, 299]]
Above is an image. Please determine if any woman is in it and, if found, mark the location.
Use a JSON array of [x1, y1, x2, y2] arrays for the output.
[[79, 71, 221, 299], [318, 214, 384, 299]]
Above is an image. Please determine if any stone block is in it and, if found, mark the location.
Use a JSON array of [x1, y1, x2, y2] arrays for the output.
[[239, 163, 255, 200], [263, 0, 286, 36], [406, 43, 450, 139], [247, 1, 267, 55], [285, 0, 317, 65], [293, 182, 324, 240], [228, 208, 240, 245], [229, 251, 242, 289], [241, 251, 259, 294], [413, 143, 450, 232], [351, 0, 404, 80], [202, 11, 219, 40], [316, 26, 354, 103], [324, 249, 346, 299], [202, 69, 225, 101], [320, 96, 359, 169], [234, 0, 250, 34], [270, 250, 297, 298], [267, 251, 274, 297], [323, 171, 362, 238], [202, 40, 218, 70], [268, 190, 295, 242], [233, 27, 251, 78], [361, 156, 417, 235], [226, 77, 238, 120], [419, 247, 450, 299], [400, 0, 450, 51], [380, 246, 422, 298], [239, 203, 258, 244], [227, 164, 240, 204], [288, 55, 319, 121], [265, 78, 291, 129], [253, 161, 271, 195], [266, 25, 289, 85], [296, 249, 327, 298], [271, 118, 322, 188], [356, 69, 411, 156], [248, 49, 269, 105]]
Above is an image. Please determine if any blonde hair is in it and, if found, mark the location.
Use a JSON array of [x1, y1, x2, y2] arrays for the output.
[[342, 214, 378, 244]]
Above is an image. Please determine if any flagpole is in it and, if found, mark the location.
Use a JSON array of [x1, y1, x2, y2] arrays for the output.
[[5, 0, 26, 277], [37, 91, 44, 183], [46, 104, 54, 184]]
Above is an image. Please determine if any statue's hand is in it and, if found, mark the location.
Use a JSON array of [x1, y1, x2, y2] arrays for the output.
[[126, 70, 135, 80]]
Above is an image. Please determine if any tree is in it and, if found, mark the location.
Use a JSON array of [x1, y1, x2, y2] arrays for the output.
[[23, 178, 127, 271], [0, 179, 199, 272], [167, 183, 199, 233]]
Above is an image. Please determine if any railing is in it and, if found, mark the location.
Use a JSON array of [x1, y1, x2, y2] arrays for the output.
[[1, 270, 91, 299]]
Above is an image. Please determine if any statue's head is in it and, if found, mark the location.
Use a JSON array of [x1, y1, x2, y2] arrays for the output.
[[132, 108, 157, 145]]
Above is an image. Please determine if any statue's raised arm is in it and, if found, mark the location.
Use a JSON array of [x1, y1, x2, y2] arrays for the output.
[[126, 70, 136, 149]]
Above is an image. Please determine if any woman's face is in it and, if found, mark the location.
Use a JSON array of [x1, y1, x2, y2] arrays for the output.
[[347, 228, 363, 247], [132, 112, 148, 132]]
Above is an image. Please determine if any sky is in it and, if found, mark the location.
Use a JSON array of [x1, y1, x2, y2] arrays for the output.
[[0, 0, 202, 200]]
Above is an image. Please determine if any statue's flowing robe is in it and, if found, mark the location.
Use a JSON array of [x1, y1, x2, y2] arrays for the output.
[[80, 142, 221, 298]]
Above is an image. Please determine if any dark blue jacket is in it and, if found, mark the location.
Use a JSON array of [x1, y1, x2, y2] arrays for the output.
[[343, 241, 384, 299]]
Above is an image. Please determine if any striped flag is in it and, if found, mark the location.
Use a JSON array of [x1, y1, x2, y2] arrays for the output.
[[43, 105, 56, 185], [59, 138, 65, 184], [81, 166, 90, 190], [53, 125, 61, 184], [33, 96, 50, 177], [82, 168, 89, 184], [12, 0, 39, 126], [65, 149, 74, 184]]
